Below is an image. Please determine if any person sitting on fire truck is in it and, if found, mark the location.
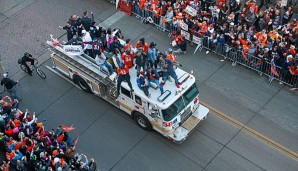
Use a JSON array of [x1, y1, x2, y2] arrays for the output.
[[109, 36, 123, 53], [116, 63, 134, 97], [145, 66, 164, 95], [112, 48, 124, 69], [137, 71, 150, 97], [94, 51, 114, 75]]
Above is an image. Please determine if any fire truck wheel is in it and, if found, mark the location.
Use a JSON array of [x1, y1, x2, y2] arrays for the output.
[[134, 112, 152, 131], [74, 76, 91, 93]]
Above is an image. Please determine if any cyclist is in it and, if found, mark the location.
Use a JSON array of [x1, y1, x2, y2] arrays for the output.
[[21, 52, 37, 76]]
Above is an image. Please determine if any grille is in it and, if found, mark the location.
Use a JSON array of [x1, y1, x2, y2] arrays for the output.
[[180, 107, 192, 124]]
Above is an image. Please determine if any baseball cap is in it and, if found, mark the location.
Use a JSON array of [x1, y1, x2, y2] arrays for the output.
[[2, 73, 8, 78]]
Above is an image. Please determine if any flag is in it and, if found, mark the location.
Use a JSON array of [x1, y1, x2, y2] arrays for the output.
[[270, 58, 279, 77], [60, 125, 75, 132], [74, 135, 79, 147]]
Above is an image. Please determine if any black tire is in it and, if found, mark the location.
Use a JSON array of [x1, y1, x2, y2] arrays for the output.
[[36, 68, 46, 79], [74, 76, 91, 93], [134, 112, 152, 131], [20, 65, 28, 73]]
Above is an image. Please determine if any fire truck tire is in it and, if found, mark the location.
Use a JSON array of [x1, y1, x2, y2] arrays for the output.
[[134, 112, 152, 131], [74, 76, 91, 93]]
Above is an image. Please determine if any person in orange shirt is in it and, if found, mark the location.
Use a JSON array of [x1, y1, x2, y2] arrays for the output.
[[116, 64, 133, 97], [289, 60, 298, 88], [246, 0, 258, 13], [135, 38, 149, 53], [153, 4, 161, 25], [286, 45, 296, 56], [6, 149, 15, 161], [198, 21, 208, 36], [268, 29, 280, 41], [122, 50, 134, 68], [254, 29, 267, 46], [241, 41, 252, 62], [217, 0, 226, 9], [166, 49, 182, 67], [123, 39, 132, 51]]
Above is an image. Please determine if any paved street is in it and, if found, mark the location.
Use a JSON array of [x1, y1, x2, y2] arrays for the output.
[[0, 0, 298, 171]]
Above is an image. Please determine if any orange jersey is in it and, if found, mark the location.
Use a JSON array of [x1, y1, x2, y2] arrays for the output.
[[139, 0, 145, 10], [6, 152, 15, 161], [268, 31, 279, 40], [242, 44, 250, 53], [123, 43, 132, 51], [247, 2, 258, 13], [117, 65, 129, 75], [122, 52, 134, 68], [135, 41, 149, 53], [166, 54, 176, 62], [153, 7, 161, 18], [254, 32, 267, 46], [239, 38, 247, 46], [286, 49, 296, 56]]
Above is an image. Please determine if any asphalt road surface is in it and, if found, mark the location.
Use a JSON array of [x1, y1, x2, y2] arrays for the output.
[[0, 0, 298, 171]]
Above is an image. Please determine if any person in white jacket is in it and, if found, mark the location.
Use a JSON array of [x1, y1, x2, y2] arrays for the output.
[[94, 51, 114, 74], [22, 109, 36, 129], [82, 30, 94, 58]]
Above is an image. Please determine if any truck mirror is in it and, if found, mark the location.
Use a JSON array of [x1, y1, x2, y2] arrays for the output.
[[149, 104, 158, 110]]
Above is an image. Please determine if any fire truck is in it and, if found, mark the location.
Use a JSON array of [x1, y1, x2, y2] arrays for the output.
[[46, 37, 209, 143]]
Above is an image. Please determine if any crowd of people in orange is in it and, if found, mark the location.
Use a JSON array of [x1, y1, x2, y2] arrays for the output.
[[124, 0, 298, 85], [0, 96, 97, 171]]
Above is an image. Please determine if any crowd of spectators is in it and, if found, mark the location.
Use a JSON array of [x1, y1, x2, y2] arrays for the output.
[[0, 96, 97, 171], [126, 0, 298, 85]]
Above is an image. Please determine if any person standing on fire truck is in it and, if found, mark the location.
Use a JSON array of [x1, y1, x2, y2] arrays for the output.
[[122, 49, 134, 68], [135, 38, 149, 53], [116, 63, 134, 97]]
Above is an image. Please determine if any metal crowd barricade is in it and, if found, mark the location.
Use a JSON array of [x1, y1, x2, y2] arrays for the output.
[[130, 5, 170, 32], [201, 39, 297, 86]]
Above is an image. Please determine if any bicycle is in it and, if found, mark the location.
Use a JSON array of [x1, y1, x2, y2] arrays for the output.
[[20, 60, 46, 79]]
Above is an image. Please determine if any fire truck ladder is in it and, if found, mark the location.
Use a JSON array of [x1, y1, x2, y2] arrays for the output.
[[46, 41, 118, 104]]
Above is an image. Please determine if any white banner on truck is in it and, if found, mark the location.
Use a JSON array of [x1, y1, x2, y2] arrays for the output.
[[63, 45, 84, 56]]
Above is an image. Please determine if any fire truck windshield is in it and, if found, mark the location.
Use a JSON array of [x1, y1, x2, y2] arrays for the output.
[[162, 84, 199, 121]]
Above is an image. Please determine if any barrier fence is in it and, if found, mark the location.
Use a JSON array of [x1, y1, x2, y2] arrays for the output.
[[115, 0, 298, 87]]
